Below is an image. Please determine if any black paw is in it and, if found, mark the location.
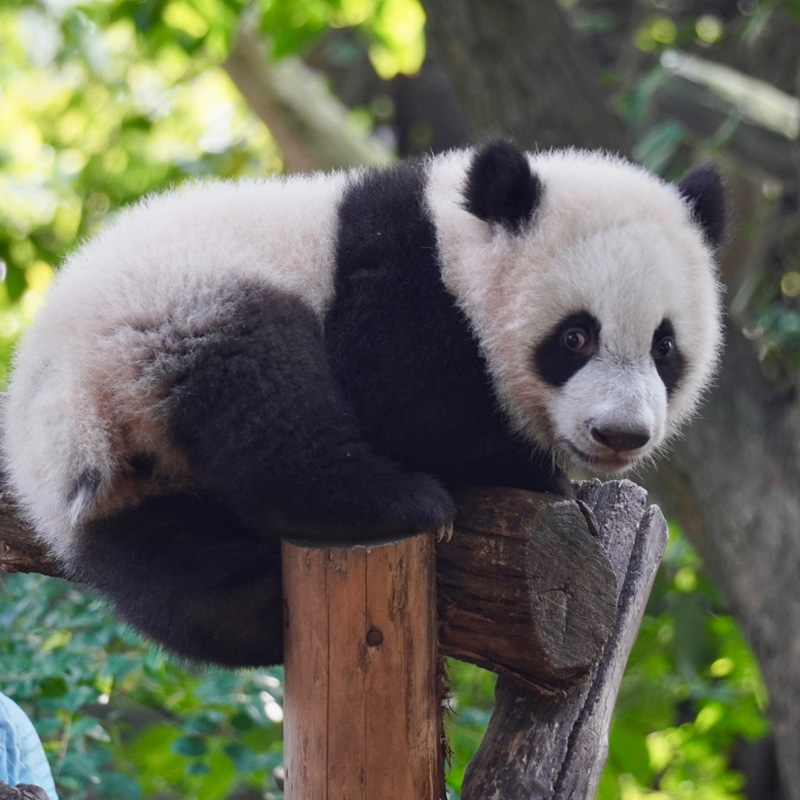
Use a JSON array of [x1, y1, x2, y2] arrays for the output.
[[380, 470, 456, 537], [271, 470, 456, 547]]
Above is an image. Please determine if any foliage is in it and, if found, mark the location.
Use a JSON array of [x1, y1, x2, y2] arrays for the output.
[[598, 524, 768, 799], [0, 0, 278, 385], [1, 572, 284, 799], [258, 0, 425, 77]]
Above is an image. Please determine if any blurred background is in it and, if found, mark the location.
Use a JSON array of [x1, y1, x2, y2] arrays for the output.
[[0, 0, 798, 797]]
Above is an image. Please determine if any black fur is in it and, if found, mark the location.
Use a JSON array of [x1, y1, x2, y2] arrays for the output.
[[678, 164, 727, 250], [463, 140, 543, 232], [535, 311, 601, 388], [73, 493, 284, 667], [651, 318, 685, 396], [166, 284, 455, 543]]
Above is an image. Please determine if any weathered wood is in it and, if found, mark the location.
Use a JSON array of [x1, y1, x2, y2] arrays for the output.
[[0, 461, 662, 797], [461, 480, 668, 800], [282, 534, 445, 800], [0, 782, 49, 800], [0, 486, 61, 578], [437, 489, 617, 691]]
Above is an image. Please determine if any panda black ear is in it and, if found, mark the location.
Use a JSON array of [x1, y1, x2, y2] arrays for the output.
[[464, 140, 543, 232], [678, 164, 727, 251]]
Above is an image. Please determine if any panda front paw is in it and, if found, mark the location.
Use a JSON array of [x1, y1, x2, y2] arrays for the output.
[[380, 470, 456, 537], [272, 469, 456, 547], [436, 522, 455, 543]]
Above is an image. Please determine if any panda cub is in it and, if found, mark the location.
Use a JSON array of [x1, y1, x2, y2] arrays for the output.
[[2, 140, 724, 667]]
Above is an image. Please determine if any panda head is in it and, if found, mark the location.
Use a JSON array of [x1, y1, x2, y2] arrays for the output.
[[429, 140, 725, 474]]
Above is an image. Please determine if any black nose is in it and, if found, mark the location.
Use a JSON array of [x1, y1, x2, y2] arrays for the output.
[[591, 426, 651, 453]]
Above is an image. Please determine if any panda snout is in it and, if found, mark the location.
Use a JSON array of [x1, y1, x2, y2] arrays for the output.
[[590, 425, 651, 453]]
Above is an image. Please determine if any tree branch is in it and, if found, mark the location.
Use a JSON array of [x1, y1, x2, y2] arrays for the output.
[[223, 12, 391, 172], [462, 481, 668, 799]]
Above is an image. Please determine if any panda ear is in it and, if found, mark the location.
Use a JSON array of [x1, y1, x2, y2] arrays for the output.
[[464, 140, 543, 232], [678, 164, 727, 251]]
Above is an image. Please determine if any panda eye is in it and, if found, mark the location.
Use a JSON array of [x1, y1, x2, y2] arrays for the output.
[[653, 335, 675, 361], [562, 327, 592, 355]]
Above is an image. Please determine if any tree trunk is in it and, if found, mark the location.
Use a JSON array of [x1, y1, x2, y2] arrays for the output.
[[651, 326, 800, 795], [423, 0, 630, 153], [223, 13, 391, 172]]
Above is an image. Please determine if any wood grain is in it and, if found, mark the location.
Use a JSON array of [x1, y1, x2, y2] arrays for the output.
[[282, 533, 444, 800], [437, 489, 617, 692]]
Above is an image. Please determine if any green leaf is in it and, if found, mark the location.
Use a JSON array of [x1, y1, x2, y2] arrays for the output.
[[172, 734, 210, 757]]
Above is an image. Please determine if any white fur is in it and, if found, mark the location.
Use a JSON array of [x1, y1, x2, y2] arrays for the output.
[[3, 172, 348, 559], [426, 148, 723, 469]]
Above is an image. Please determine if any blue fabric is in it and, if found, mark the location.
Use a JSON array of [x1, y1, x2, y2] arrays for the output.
[[0, 693, 59, 799]]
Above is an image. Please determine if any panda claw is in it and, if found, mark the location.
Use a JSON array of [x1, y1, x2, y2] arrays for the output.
[[435, 522, 454, 543]]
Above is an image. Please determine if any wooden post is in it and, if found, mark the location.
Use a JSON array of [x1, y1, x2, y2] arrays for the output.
[[282, 533, 445, 800]]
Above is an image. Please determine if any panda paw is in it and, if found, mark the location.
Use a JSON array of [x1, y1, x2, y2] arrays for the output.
[[387, 470, 456, 533], [272, 469, 455, 546]]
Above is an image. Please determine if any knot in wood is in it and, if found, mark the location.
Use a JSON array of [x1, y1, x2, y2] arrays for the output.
[[366, 627, 384, 647]]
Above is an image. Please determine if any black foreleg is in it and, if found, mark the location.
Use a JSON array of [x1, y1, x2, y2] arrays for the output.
[[166, 286, 455, 544]]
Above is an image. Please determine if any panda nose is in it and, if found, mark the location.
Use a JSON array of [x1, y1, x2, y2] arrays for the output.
[[591, 426, 651, 453]]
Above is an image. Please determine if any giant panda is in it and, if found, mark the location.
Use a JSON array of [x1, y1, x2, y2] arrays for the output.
[[1, 140, 725, 667]]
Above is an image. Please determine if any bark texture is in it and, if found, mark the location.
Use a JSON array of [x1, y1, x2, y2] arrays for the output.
[[423, 0, 630, 153], [437, 489, 617, 690], [461, 481, 668, 799]]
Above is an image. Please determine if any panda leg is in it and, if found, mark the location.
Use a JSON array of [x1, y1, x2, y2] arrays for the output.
[[167, 287, 455, 545], [74, 492, 285, 667]]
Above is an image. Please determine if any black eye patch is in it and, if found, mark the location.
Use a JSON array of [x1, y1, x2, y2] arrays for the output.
[[535, 311, 600, 387], [652, 318, 685, 396]]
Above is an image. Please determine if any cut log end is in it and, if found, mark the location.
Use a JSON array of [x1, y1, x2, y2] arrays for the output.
[[437, 488, 618, 690]]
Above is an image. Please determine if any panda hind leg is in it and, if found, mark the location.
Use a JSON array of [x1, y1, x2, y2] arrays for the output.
[[166, 286, 455, 545], [73, 492, 284, 667]]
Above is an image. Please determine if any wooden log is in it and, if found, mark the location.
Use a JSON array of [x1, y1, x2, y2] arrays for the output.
[[282, 533, 445, 800], [437, 489, 617, 692], [461, 480, 668, 800], [0, 467, 661, 797], [0, 485, 62, 578]]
